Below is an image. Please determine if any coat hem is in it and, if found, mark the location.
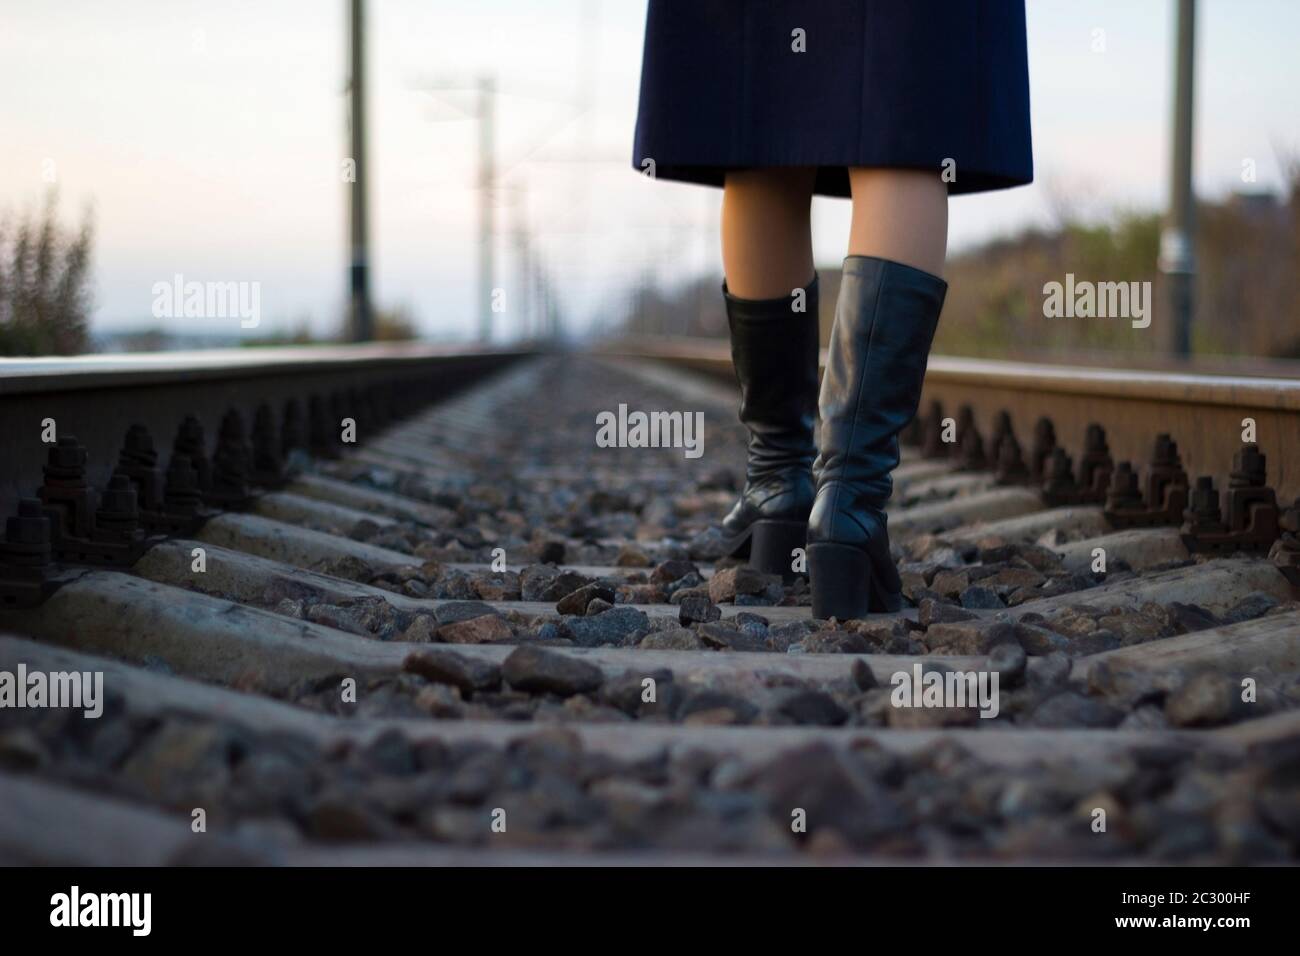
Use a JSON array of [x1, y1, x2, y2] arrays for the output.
[[635, 161, 1033, 198]]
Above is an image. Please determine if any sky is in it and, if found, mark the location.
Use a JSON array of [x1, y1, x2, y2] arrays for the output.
[[1, 0, 1298, 344]]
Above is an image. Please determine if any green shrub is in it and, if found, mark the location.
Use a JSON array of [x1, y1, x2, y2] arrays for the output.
[[0, 193, 94, 356]]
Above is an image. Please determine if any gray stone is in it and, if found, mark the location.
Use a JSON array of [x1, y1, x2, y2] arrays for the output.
[[774, 689, 849, 726], [736, 586, 782, 606], [677, 590, 722, 626], [472, 572, 521, 602], [436, 613, 513, 644], [565, 606, 651, 648], [538, 570, 597, 603], [749, 743, 905, 847], [886, 701, 979, 729], [698, 622, 768, 652], [988, 641, 1028, 688], [1028, 651, 1073, 692], [432, 571, 479, 600], [638, 628, 706, 651], [600, 668, 673, 715], [307, 792, 392, 840], [923, 620, 1016, 655], [1165, 671, 1252, 727], [801, 630, 871, 654], [677, 688, 758, 725], [687, 526, 729, 561], [519, 564, 561, 601], [362, 728, 419, 775], [0, 728, 49, 771], [305, 602, 381, 637], [433, 601, 499, 626], [918, 597, 976, 627], [883, 632, 927, 655], [230, 749, 314, 813], [1221, 591, 1279, 625], [502, 646, 604, 697], [923, 545, 964, 569], [767, 620, 815, 652], [1013, 543, 1064, 571], [930, 569, 971, 599], [531, 620, 565, 642], [120, 721, 237, 797], [650, 558, 699, 584], [1119, 705, 1170, 731], [1168, 602, 1221, 633], [403, 649, 502, 694], [1029, 691, 1124, 728], [959, 585, 1004, 610], [707, 566, 779, 604], [982, 567, 1048, 592], [617, 582, 665, 605], [851, 658, 878, 691], [555, 582, 616, 616], [1097, 610, 1168, 645], [614, 544, 651, 567], [900, 569, 928, 603], [1068, 628, 1121, 656], [663, 571, 704, 596], [272, 597, 305, 619], [1015, 622, 1071, 656], [399, 614, 438, 642], [536, 540, 566, 564]]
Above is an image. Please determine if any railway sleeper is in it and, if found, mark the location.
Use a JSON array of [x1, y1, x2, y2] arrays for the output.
[[3, 566, 1297, 733], [3, 633, 1298, 862]]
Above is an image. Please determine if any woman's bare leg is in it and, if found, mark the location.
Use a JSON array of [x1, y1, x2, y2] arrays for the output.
[[847, 168, 948, 276], [721, 167, 817, 297], [714, 167, 820, 578]]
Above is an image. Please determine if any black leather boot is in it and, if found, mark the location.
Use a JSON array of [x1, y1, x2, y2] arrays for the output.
[[809, 256, 946, 618], [718, 276, 820, 578]]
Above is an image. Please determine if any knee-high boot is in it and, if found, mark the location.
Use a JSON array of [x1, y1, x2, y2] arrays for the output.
[[808, 256, 946, 618], [718, 276, 821, 577]]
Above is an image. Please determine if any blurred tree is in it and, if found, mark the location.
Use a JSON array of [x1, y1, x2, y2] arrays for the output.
[[330, 303, 416, 342], [239, 315, 318, 348], [0, 192, 93, 355], [373, 305, 417, 341], [620, 176, 1300, 363]]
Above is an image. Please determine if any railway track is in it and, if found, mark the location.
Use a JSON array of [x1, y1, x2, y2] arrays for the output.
[[0, 344, 1298, 866]]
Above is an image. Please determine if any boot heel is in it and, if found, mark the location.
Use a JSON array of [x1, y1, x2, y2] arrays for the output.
[[750, 520, 807, 579], [809, 542, 872, 620]]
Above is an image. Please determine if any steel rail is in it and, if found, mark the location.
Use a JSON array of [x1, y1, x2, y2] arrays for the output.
[[0, 344, 535, 518], [606, 336, 1300, 505]]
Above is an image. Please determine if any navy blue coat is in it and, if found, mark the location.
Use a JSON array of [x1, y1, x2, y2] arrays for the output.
[[633, 0, 1032, 196]]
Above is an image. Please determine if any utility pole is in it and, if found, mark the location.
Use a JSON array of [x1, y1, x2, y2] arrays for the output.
[[478, 75, 496, 342], [534, 254, 549, 340], [347, 0, 373, 341], [1160, 0, 1196, 357], [564, 0, 600, 342], [507, 183, 534, 340]]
